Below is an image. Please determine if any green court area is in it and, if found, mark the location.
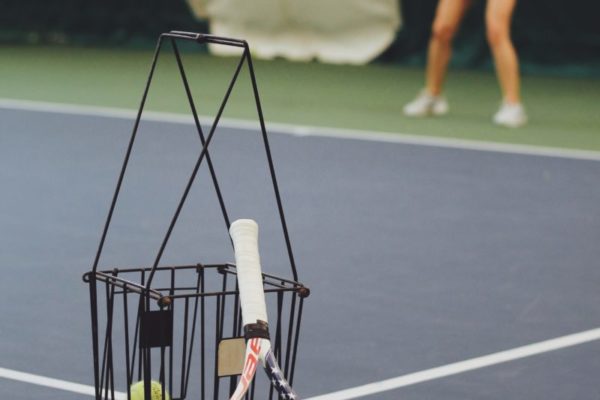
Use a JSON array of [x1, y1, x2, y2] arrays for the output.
[[2, 45, 599, 151]]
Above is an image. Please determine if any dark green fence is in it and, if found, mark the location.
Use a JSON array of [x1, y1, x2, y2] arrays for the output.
[[0, 0, 205, 46], [2, 0, 598, 75], [384, 0, 600, 76]]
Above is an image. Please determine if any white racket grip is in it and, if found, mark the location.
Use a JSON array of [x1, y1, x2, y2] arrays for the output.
[[229, 219, 268, 327]]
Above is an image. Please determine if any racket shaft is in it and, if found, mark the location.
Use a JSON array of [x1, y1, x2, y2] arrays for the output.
[[263, 346, 298, 399], [230, 338, 261, 400]]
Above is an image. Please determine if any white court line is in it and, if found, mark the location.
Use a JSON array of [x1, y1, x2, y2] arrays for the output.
[[2, 97, 600, 162], [304, 327, 600, 400], [1, 328, 600, 398], [0, 367, 125, 399]]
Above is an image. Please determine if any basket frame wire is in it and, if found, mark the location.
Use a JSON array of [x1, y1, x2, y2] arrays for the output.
[[84, 32, 309, 400]]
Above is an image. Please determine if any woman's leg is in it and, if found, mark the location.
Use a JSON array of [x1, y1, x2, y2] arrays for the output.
[[486, 0, 527, 126], [486, 0, 521, 104], [425, 0, 472, 96]]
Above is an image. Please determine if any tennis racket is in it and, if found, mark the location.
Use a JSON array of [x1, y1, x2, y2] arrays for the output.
[[229, 219, 299, 400]]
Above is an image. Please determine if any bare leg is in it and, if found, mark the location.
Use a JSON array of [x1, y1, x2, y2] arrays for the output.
[[425, 0, 472, 96], [486, 0, 521, 104]]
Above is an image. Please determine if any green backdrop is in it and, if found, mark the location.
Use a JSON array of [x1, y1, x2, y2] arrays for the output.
[[0, 0, 206, 46], [384, 0, 600, 76], [1, 0, 599, 75]]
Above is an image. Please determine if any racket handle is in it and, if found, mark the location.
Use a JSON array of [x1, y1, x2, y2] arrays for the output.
[[229, 219, 269, 327]]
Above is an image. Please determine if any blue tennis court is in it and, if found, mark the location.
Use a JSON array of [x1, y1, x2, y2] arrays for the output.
[[1, 105, 599, 399]]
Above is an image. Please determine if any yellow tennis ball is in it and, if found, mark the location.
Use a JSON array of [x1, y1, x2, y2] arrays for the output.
[[130, 381, 170, 400]]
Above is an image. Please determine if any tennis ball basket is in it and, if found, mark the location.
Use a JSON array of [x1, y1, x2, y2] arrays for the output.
[[83, 32, 309, 400]]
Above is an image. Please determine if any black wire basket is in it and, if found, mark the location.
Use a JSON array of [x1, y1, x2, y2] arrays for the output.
[[83, 32, 309, 400], [83, 264, 308, 399]]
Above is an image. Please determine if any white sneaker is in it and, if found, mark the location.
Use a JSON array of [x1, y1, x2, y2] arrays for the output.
[[493, 102, 527, 128], [403, 90, 449, 117]]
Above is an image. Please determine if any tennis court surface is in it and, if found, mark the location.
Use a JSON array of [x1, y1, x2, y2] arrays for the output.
[[1, 104, 599, 399]]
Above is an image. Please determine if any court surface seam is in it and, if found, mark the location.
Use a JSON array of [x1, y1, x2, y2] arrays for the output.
[[1, 97, 600, 162], [1, 327, 600, 399]]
